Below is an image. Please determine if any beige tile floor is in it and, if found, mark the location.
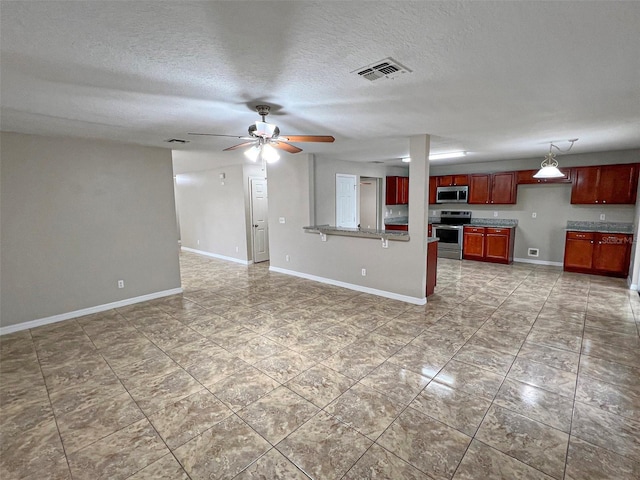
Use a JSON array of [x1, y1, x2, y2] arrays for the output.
[[1, 251, 640, 479]]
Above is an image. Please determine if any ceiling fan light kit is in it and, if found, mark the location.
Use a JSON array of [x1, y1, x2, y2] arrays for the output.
[[188, 104, 335, 165]]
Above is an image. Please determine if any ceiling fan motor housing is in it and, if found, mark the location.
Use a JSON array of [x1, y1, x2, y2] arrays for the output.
[[255, 105, 271, 117]]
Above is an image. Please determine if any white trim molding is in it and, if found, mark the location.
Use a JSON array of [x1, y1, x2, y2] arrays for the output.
[[0, 288, 183, 336], [514, 258, 564, 267], [181, 247, 251, 265], [269, 266, 427, 305]]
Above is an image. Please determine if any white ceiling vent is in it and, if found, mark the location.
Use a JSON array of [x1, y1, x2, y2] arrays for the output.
[[353, 57, 412, 81]]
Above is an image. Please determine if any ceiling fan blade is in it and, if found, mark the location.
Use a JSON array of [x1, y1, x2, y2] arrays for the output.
[[223, 141, 257, 151], [279, 135, 335, 143], [272, 141, 303, 154], [188, 133, 252, 139]]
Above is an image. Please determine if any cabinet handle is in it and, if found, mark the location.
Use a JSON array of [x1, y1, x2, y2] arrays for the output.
[[598, 241, 602, 244], [595, 200, 599, 203], [603, 200, 607, 204], [590, 241, 593, 244]]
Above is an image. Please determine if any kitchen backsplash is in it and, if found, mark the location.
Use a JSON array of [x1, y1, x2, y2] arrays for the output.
[[566, 221, 635, 233]]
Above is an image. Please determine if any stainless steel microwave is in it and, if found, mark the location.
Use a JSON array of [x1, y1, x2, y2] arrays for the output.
[[436, 185, 469, 204]]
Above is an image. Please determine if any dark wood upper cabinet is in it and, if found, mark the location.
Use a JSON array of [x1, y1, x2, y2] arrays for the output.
[[571, 167, 600, 204], [468, 174, 491, 204], [516, 168, 572, 184], [571, 164, 638, 204], [429, 176, 437, 205], [386, 176, 409, 205], [598, 164, 638, 204], [468, 172, 516, 204], [436, 174, 469, 187], [491, 172, 517, 204]]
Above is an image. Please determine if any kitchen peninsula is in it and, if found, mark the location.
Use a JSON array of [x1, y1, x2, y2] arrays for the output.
[[303, 225, 439, 297]]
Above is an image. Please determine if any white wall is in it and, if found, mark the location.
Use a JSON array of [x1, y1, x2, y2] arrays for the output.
[[314, 158, 409, 225], [172, 149, 264, 263], [175, 164, 249, 262], [268, 136, 430, 303], [1, 132, 181, 328]]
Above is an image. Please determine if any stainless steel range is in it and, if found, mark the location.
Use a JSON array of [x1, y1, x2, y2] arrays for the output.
[[432, 211, 472, 260]]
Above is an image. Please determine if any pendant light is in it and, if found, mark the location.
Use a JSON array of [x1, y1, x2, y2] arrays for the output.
[[533, 139, 578, 179]]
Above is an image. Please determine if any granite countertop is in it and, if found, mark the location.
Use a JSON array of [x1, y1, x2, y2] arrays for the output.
[[566, 221, 634, 234], [428, 237, 439, 243], [470, 218, 518, 228], [467, 224, 517, 229], [384, 216, 409, 225], [303, 225, 410, 241]]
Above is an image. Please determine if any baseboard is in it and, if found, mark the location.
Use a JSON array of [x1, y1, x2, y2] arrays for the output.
[[181, 247, 251, 265], [0, 287, 183, 336], [269, 266, 427, 305], [513, 258, 564, 267]]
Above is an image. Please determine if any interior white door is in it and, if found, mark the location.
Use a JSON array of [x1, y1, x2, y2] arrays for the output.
[[250, 178, 270, 263], [336, 174, 357, 228]]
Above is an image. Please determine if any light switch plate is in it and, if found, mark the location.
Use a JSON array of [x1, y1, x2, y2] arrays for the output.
[[279, 217, 286, 224]]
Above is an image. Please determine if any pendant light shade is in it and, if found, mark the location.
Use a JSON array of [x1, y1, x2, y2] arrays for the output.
[[534, 139, 578, 178], [533, 152, 564, 178]]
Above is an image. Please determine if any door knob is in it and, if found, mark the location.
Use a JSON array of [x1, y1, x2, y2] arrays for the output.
[[253, 224, 258, 227]]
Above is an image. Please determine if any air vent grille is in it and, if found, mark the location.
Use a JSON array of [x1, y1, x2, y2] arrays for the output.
[[353, 57, 411, 82]]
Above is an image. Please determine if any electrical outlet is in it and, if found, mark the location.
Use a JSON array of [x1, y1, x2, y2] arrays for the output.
[[285, 255, 290, 262], [532, 212, 537, 218], [361, 268, 367, 276], [117, 280, 124, 289], [493, 211, 498, 217], [279, 217, 286, 224], [197, 240, 200, 246], [600, 214, 606, 221], [235, 246, 239, 252]]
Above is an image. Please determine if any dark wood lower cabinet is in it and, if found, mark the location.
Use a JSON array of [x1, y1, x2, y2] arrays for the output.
[[462, 227, 485, 260], [564, 231, 632, 277], [385, 224, 408, 231], [426, 240, 438, 296], [463, 226, 515, 264]]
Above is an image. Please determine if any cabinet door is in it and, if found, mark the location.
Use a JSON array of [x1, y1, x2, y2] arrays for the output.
[[468, 175, 491, 204], [399, 176, 410, 204], [385, 176, 398, 205], [593, 234, 632, 275], [598, 164, 638, 204], [429, 177, 437, 205], [437, 176, 453, 187], [484, 229, 510, 262], [491, 172, 517, 204], [463, 227, 485, 259], [571, 167, 599, 204], [453, 174, 469, 186], [564, 232, 594, 270]]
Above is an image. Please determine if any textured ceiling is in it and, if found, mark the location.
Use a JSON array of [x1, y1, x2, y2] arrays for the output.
[[1, 1, 639, 165]]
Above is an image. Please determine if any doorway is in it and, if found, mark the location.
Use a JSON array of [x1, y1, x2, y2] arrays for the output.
[[250, 177, 269, 263], [359, 177, 381, 229]]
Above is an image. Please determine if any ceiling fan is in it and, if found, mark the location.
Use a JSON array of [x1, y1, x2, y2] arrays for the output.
[[188, 105, 335, 162]]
